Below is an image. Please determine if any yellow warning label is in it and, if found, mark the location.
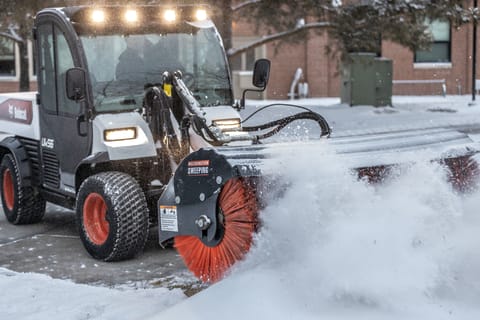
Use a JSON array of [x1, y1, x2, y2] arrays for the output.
[[163, 84, 172, 97]]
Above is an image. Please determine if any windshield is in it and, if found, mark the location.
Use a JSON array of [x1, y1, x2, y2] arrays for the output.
[[80, 24, 232, 112]]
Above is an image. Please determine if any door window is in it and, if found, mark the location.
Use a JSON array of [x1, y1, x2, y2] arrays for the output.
[[55, 28, 78, 115], [37, 23, 56, 113], [37, 23, 79, 115]]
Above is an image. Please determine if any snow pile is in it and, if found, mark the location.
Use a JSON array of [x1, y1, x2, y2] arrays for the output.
[[0, 267, 185, 320], [158, 143, 480, 319], [3, 141, 478, 320]]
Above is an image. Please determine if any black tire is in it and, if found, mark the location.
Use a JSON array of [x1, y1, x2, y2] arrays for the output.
[[0, 153, 46, 224], [76, 171, 149, 261]]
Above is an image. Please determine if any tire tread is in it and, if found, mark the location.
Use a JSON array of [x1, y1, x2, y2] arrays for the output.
[[1, 154, 45, 224], [77, 171, 149, 261]]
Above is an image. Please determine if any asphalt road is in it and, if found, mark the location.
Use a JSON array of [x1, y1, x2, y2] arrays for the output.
[[0, 203, 201, 293]]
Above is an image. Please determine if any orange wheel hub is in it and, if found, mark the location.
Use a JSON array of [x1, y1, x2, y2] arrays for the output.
[[175, 178, 258, 283], [2, 169, 14, 211], [83, 193, 109, 245]]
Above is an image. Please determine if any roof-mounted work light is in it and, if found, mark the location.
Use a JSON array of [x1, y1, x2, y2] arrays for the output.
[[91, 9, 105, 23], [195, 9, 208, 21], [124, 9, 139, 23], [163, 9, 176, 23]]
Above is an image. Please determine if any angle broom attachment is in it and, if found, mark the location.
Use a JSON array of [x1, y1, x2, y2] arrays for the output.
[[444, 155, 479, 192], [174, 178, 258, 283]]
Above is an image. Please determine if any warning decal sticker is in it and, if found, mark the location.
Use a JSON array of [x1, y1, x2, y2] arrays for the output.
[[160, 205, 178, 232]]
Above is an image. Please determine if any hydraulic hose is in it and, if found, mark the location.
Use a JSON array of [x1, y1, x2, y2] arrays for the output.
[[243, 111, 331, 140], [170, 72, 332, 144], [242, 103, 332, 140]]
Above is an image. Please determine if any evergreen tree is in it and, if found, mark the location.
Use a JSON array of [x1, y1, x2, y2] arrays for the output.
[[0, 0, 477, 91], [210, 0, 475, 60]]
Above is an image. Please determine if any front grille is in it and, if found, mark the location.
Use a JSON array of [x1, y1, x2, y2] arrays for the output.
[[42, 148, 60, 188]]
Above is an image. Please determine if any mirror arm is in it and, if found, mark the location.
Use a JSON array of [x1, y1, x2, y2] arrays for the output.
[[76, 113, 88, 137], [76, 103, 90, 137], [240, 86, 266, 108]]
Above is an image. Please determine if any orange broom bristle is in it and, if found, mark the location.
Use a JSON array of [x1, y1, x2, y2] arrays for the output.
[[444, 155, 479, 192], [175, 178, 258, 283]]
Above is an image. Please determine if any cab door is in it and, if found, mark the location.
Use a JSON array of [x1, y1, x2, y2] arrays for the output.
[[36, 21, 91, 195]]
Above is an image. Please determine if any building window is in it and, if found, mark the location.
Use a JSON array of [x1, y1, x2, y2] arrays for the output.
[[230, 37, 266, 99], [0, 36, 16, 76], [415, 20, 451, 63], [230, 47, 257, 71], [230, 37, 265, 71]]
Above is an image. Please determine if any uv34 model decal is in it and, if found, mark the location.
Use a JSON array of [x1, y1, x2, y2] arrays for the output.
[[41, 138, 55, 149]]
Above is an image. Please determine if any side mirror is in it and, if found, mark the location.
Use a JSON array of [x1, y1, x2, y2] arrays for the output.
[[240, 59, 271, 108], [252, 58, 270, 89], [66, 67, 86, 101]]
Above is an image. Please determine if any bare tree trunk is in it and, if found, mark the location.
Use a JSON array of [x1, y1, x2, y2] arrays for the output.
[[18, 40, 30, 92], [217, 0, 233, 51]]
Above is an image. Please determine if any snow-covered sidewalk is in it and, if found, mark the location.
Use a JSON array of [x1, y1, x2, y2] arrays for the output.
[[0, 267, 185, 320]]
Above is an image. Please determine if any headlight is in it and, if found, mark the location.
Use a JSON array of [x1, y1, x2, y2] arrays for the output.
[[213, 119, 241, 132], [104, 127, 137, 141]]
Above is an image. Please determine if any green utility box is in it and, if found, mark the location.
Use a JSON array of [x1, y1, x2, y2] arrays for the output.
[[341, 53, 392, 107]]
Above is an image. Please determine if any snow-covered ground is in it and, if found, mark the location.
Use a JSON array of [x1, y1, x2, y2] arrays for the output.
[[2, 95, 480, 319], [0, 267, 185, 320]]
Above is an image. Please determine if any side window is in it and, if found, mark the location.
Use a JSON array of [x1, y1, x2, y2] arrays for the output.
[[55, 27, 78, 115], [37, 23, 56, 113]]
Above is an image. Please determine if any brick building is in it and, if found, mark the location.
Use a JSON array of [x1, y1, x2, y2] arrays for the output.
[[0, 2, 478, 99], [231, 1, 479, 99]]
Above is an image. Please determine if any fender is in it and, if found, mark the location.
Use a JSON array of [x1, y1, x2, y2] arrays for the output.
[[0, 135, 33, 187], [74, 152, 110, 191]]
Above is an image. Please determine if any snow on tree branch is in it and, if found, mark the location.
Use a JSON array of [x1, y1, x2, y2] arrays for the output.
[[232, 0, 262, 12], [227, 21, 330, 58], [0, 25, 23, 43]]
